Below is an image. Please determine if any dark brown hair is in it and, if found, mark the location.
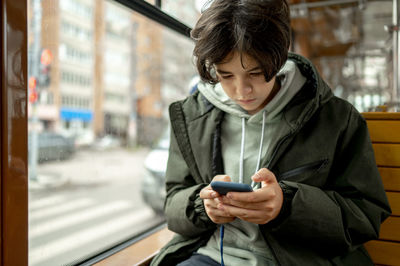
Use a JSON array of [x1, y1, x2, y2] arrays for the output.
[[191, 0, 291, 84]]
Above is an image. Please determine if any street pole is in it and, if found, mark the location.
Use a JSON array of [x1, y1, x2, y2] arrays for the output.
[[28, 0, 42, 181]]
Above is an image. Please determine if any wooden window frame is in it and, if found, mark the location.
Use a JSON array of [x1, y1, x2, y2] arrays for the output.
[[1, 0, 29, 265]]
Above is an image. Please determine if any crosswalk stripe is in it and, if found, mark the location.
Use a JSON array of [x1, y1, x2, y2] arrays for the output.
[[29, 208, 154, 266], [29, 200, 132, 239], [29, 195, 66, 210], [29, 198, 94, 221]]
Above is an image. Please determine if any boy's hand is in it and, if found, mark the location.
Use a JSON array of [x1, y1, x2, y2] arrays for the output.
[[200, 175, 236, 224], [218, 168, 283, 224]]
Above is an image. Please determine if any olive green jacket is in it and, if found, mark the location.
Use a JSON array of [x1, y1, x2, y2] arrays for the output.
[[151, 54, 391, 266]]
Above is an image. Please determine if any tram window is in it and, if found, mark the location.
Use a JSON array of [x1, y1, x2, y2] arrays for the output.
[[27, 0, 197, 265], [290, 0, 395, 112]]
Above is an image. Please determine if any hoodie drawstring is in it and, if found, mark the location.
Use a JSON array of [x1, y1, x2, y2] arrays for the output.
[[253, 110, 266, 187], [220, 110, 266, 266], [238, 110, 266, 185], [239, 117, 246, 183]]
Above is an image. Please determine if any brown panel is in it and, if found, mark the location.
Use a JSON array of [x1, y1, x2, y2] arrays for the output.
[[367, 120, 400, 143], [1, 0, 28, 265], [365, 240, 400, 266], [387, 192, 400, 216], [0, 1, 2, 261], [363, 112, 400, 120], [95, 227, 174, 266], [373, 144, 400, 167], [379, 217, 400, 242], [0, 2, 2, 262], [379, 168, 400, 192]]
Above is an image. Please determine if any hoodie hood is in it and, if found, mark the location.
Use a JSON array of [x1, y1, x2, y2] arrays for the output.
[[197, 59, 307, 123]]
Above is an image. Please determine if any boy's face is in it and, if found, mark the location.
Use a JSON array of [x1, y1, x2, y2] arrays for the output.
[[215, 51, 277, 115]]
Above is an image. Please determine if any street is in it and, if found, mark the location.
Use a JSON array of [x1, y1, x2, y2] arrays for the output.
[[28, 147, 165, 266]]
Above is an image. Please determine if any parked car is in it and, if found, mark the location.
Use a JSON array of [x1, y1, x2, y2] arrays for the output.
[[140, 128, 170, 215], [93, 135, 122, 150], [141, 83, 198, 214], [74, 131, 95, 148], [28, 132, 75, 163]]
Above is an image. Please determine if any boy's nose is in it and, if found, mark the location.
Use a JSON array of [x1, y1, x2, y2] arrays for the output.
[[236, 79, 252, 95]]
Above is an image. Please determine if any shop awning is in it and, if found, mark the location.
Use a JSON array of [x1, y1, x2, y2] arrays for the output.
[[60, 108, 93, 122]]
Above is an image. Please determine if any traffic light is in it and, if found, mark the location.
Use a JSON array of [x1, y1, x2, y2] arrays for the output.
[[39, 49, 52, 87], [39, 63, 51, 87]]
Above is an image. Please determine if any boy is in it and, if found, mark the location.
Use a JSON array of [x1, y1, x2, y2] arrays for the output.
[[151, 0, 391, 265]]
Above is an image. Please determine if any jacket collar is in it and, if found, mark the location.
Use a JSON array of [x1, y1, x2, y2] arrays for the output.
[[281, 53, 333, 133]]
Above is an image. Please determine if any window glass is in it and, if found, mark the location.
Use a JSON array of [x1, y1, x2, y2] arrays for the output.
[[160, 0, 203, 28], [28, 0, 196, 265], [291, 0, 395, 112]]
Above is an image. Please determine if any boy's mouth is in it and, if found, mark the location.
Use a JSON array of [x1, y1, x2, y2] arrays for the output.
[[238, 99, 256, 104]]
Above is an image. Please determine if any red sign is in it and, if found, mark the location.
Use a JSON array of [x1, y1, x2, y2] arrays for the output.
[[41, 49, 53, 66], [29, 89, 38, 103], [29, 76, 37, 90]]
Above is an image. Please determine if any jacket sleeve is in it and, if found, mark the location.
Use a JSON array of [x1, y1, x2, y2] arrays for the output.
[[164, 126, 215, 237], [263, 107, 392, 255]]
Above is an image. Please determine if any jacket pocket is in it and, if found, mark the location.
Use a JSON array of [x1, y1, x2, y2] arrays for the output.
[[279, 159, 328, 180]]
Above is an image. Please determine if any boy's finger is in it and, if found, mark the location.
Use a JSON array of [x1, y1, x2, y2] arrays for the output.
[[200, 186, 219, 199], [251, 168, 277, 185]]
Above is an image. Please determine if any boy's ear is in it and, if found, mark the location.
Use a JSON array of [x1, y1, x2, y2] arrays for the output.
[[211, 67, 220, 81]]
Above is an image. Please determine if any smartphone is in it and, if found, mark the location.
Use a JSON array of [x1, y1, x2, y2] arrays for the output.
[[210, 181, 253, 195]]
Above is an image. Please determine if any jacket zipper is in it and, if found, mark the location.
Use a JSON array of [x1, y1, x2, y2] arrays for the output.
[[262, 132, 293, 266], [279, 159, 327, 180], [265, 132, 292, 170]]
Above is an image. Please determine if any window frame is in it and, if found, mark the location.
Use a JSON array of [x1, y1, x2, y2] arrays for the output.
[[1, 0, 29, 265], [3, 0, 397, 265], [113, 0, 191, 38]]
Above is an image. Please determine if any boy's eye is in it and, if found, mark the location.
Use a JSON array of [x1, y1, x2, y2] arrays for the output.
[[221, 75, 233, 79], [250, 72, 263, 77]]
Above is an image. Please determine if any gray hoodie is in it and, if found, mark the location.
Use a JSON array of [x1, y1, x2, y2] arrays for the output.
[[197, 60, 306, 266]]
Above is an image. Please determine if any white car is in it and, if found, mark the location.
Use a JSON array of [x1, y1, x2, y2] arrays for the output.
[[140, 128, 170, 215]]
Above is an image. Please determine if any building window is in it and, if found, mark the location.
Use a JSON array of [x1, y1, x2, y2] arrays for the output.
[[61, 70, 92, 87]]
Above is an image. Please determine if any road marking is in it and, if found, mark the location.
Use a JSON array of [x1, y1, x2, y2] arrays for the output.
[[29, 200, 131, 239], [29, 195, 66, 210], [29, 198, 94, 221], [29, 208, 155, 266]]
